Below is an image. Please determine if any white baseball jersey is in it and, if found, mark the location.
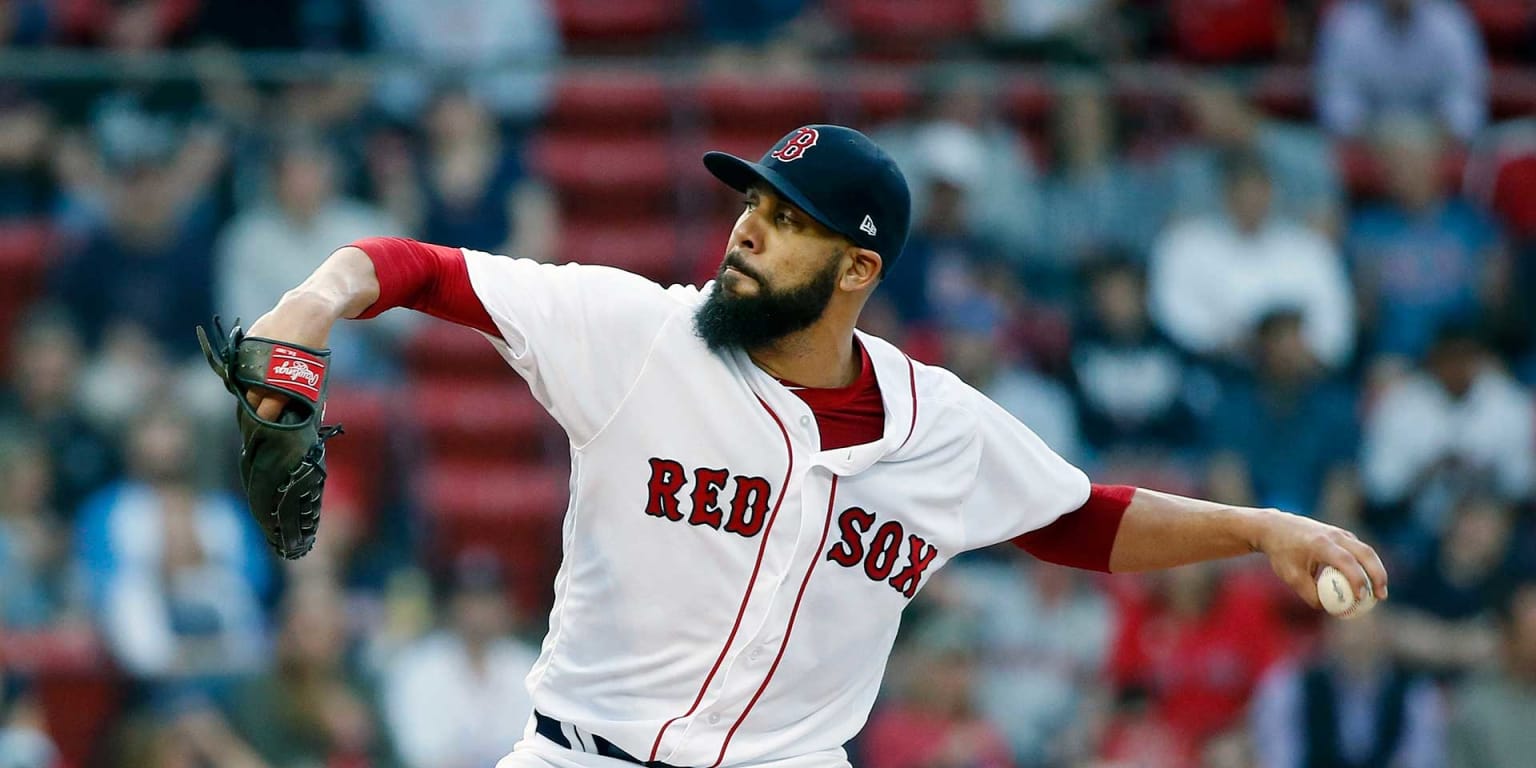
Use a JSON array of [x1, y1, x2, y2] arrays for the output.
[[458, 248, 1091, 768]]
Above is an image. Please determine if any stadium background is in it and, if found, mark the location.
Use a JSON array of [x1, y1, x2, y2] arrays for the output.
[[2, 0, 1536, 766]]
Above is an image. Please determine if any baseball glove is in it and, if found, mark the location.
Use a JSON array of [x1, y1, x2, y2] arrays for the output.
[[196, 317, 344, 560]]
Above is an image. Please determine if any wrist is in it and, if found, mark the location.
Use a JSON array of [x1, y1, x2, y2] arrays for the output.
[[1238, 506, 1284, 555]]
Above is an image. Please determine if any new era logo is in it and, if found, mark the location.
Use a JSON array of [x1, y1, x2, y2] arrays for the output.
[[859, 215, 877, 236]]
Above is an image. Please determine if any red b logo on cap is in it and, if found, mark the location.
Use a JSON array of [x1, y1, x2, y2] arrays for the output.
[[770, 127, 819, 162]]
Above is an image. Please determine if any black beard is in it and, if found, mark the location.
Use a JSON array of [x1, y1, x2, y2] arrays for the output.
[[693, 251, 840, 353]]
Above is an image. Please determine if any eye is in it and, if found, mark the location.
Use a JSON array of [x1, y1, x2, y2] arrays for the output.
[[776, 210, 795, 226], [742, 196, 758, 211]]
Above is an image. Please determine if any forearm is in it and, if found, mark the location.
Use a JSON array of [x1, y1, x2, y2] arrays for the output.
[[274, 245, 381, 328], [1106, 487, 1273, 572]]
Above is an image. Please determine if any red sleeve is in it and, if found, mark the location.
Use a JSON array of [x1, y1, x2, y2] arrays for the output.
[[351, 237, 501, 339], [1012, 484, 1135, 573]]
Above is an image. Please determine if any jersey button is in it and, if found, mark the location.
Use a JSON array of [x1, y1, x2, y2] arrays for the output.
[[708, 713, 722, 725], [748, 649, 761, 662], [799, 416, 811, 427]]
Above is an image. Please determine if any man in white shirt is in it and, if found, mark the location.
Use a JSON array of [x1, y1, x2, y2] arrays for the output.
[[384, 551, 540, 768], [1150, 150, 1355, 369]]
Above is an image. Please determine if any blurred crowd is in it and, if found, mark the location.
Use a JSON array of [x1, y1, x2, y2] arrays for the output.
[[2, 0, 1536, 767]]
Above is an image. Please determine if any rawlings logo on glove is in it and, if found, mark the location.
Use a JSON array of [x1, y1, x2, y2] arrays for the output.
[[196, 317, 344, 560]]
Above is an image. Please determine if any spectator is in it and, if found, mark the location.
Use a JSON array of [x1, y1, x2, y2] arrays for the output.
[[875, 130, 996, 330], [0, 89, 55, 220], [1068, 258, 1205, 458], [1347, 118, 1503, 366], [0, 673, 59, 768], [226, 577, 399, 767], [74, 407, 272, 686], [1316, 0, 1488, 142], [0, 436, 80, 629], [0, 308, 117, 516], [48, 107, 223, 358], [930, 555, 1112, 765], [980, 0, 1119, 62], [860, 620, 1015, 768], [106, 697, 268, 768], [1031, 77, 1163, 276], [875, 67, 1040, 262], [942, 295, 1084, 466], [1389, 495, 1516, 679], [365, 0, 558, 127], [215, 135, 409, 383], [193, 0, 368, 51], [1108, 563, 1290, 759], [1249, 608, 1446, 768], [1166, 77, 1342, 235], [382, 552, 538, 768], [374, 89, 556, 260], [697, 0, 818, 76], [0, 1, 50, 47], [1360, 325, 1534, 540], [1149, 151, 1355, 369], [1447, 578, 1536, 768], [1203, 310, 1359, 520]]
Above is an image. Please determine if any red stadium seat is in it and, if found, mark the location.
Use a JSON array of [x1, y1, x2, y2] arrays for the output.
[[1467, 0, 1536, 62], [529, 134, 676, 218], [559, 220, 683, 283], [835, 0, 981, 58], [850, 72, 916, 126], [420, 461, 569, 613], [1171, 0, 1284, 63], [408, 378, 558, 462], [1001, 75, 1055, 129], [1253, 66, 1313, 119], [552, 0, 690, 49], [405, 322, 507, 379], [696, 78, 828, 130], [320, 386, 394, 514], [547, 71, 672, 133], [0, 219, 55, 370], [1465, 121, 1536, 239], [1491, 68, 1536, 120]]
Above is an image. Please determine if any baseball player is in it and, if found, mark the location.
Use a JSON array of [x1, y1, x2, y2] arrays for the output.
[[231, 125, 1388, 768]]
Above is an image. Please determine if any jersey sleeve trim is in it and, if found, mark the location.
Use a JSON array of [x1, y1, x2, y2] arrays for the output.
[[351, 237, 501, 338], [1012, 483, 1134, 572]]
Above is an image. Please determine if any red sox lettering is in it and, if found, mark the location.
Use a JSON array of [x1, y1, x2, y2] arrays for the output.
[[644, 457, 772, 537], [825, 507, 939, 598]]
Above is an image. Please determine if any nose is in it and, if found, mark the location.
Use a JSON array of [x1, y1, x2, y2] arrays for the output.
[[732, 207, 765, 254]]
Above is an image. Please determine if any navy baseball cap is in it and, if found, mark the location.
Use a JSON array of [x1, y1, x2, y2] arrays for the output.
[[703, 125, 911, 275]]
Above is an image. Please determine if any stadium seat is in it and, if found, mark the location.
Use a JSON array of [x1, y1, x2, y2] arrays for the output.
[[1467, 0, 1536, 62], [1464, 120, 1536, 239], [835, 0, 981, 58], [547, 71, 672, 133], [420, 461, 569, 613], [405, 322, 507, 378], [529, 134, 676, 218], [321, 386, 394, 514], [0, 219, 54, 369], [1492, 67, 1536, 120], [1252, 66, 1313, 119], [850, 72, 916, 126], [1001, 75, 1055, 131], [697, 78, 828, 131], [408, 378, 558, 462], [559, 220, 683, 283], [552, 0, 690, 50], [1171, 0, 1284, 63]]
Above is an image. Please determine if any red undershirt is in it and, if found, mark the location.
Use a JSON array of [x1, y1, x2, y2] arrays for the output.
[[350, 236, 1133, 573]]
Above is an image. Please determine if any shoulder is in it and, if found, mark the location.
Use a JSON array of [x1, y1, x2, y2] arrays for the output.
[[464, 248, 705, 311]]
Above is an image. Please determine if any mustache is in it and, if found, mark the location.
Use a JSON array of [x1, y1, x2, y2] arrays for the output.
[[720, 251, 764, 283]]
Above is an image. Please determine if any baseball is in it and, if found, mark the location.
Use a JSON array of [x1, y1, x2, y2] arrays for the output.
[[1316, 565, 1377, 618]]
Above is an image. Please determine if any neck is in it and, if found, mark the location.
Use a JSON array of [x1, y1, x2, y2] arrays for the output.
[[748, 324, 860, 388]]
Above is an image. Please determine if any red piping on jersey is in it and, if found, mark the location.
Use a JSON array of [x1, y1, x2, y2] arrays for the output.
[[648, 395, 795, 762], [710, 474, 841, 768], [895, 355, 918, 452]]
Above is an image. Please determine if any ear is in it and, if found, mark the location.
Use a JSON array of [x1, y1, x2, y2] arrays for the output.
[[841, 247, 883, 292]]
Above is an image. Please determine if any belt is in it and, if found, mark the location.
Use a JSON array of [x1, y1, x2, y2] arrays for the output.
[[534, 711, 687, 768]]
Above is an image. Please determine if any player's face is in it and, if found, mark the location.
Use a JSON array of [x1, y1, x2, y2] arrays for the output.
[[693, 187, 848, 352]]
